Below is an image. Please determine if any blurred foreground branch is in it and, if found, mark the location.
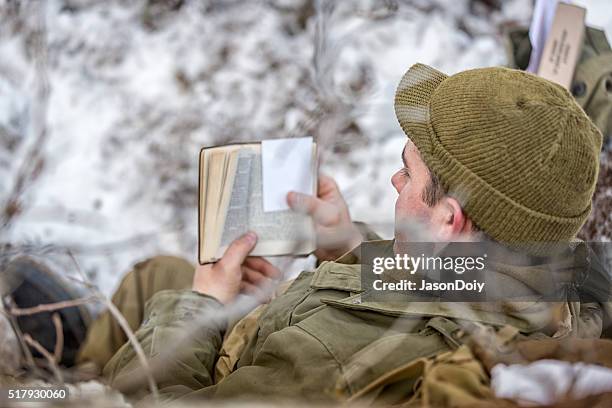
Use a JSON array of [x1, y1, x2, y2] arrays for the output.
[[66, 251, 160, 400], [7, 296, 98, 316], [23, 333, 63, 383], [0, 0, 50, 232]]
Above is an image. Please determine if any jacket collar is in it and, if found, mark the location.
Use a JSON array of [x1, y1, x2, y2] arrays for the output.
[[311, 239, 591, 333]]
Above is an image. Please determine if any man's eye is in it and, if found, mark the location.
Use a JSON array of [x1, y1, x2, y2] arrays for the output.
[[401, 168, 411, 179]]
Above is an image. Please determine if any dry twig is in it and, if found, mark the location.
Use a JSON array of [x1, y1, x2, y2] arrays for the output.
[[0, 0, 50, 231], [23, 333, 63, 383], [66, 250, 160, 400], [0, 301, 39, 372], [7, 296, 97, 316], [3, 250, 161, 398], [52, 312, 63, 363]]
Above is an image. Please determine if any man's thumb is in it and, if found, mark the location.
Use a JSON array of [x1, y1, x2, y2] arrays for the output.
[[287, 191, 316, 214], [222, 232, 257, 266]]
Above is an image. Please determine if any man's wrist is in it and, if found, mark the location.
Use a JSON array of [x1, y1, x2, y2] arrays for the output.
[[315, 224, 364, 262], [346, 224, 364, 252], [191, 290, 225, 306], [193, 287, 235, 305]]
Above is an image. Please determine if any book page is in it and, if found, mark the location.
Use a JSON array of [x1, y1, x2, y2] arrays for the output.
[[202, 150, 227, 258], [218, 148, 314, 257], [199, 145, 251, 263], [247, 153, 311, 242], [198, 149, 208, 263], [219, 149, 251, 246]]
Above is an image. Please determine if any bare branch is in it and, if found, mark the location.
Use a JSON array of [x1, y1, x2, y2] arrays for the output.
[[52, 312, 63, 363], [0, 0, 50, 232], [23, 333, 63, 383], [66, 250, 160, 400], [7, 296, 97, 316], [1, 299, 38, 372]]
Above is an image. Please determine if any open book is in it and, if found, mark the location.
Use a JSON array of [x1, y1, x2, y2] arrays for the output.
[[198, 142, 317, 264]]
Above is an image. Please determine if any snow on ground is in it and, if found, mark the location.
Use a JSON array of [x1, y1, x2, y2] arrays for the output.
[[0, 0, 611, 296]]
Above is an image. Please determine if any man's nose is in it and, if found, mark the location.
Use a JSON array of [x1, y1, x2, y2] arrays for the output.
[[391, 171, 401, 193]]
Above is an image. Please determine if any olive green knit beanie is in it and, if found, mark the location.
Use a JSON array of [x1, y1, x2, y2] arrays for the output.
[[394, 63, 602, 244]]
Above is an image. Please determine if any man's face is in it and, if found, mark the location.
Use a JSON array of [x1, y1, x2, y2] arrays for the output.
[[391, 140, 436, 242]]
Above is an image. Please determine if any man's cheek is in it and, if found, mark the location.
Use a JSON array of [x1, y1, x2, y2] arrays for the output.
[[395, 191, 430, 223], [394, 193, 413, 220], [394, 199, 419, 242]]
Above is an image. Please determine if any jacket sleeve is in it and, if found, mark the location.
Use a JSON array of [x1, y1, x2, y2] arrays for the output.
[[103, 289, 227, 397], [103, 288, 341, 403]]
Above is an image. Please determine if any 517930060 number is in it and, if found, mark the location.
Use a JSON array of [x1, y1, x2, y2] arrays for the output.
[[1, 387, 69, 402]]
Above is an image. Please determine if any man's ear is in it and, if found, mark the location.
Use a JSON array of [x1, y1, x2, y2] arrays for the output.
[[432, 196, 471, 240]]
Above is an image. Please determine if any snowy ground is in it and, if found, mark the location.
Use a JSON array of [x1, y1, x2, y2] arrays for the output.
[[1, 0, 611, 296]]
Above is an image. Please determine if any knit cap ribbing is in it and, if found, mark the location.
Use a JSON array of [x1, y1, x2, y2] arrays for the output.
[[394, 63, 602, 244]]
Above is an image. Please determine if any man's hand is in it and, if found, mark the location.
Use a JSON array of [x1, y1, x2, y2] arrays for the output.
[[192, 232, 281, 304], [287, 175, 363, 262]]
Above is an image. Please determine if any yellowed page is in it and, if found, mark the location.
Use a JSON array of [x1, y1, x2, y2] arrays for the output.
[[198, 149, 208, 263], [202, 150, 228, 262], [214, 147, 241, 255]]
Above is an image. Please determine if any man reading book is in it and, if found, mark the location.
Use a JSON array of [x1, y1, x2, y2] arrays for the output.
[[9, 63, 607, 404]]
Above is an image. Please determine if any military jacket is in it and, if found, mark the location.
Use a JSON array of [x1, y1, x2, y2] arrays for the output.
[[103, 240, 604, 404]]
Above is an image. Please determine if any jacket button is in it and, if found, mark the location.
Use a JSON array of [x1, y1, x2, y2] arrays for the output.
[[571, 81, 587, 97], [572, 81, 586, 98]]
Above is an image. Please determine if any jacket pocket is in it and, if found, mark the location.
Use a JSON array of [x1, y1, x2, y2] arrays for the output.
[[334, 327, 450, 401]]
